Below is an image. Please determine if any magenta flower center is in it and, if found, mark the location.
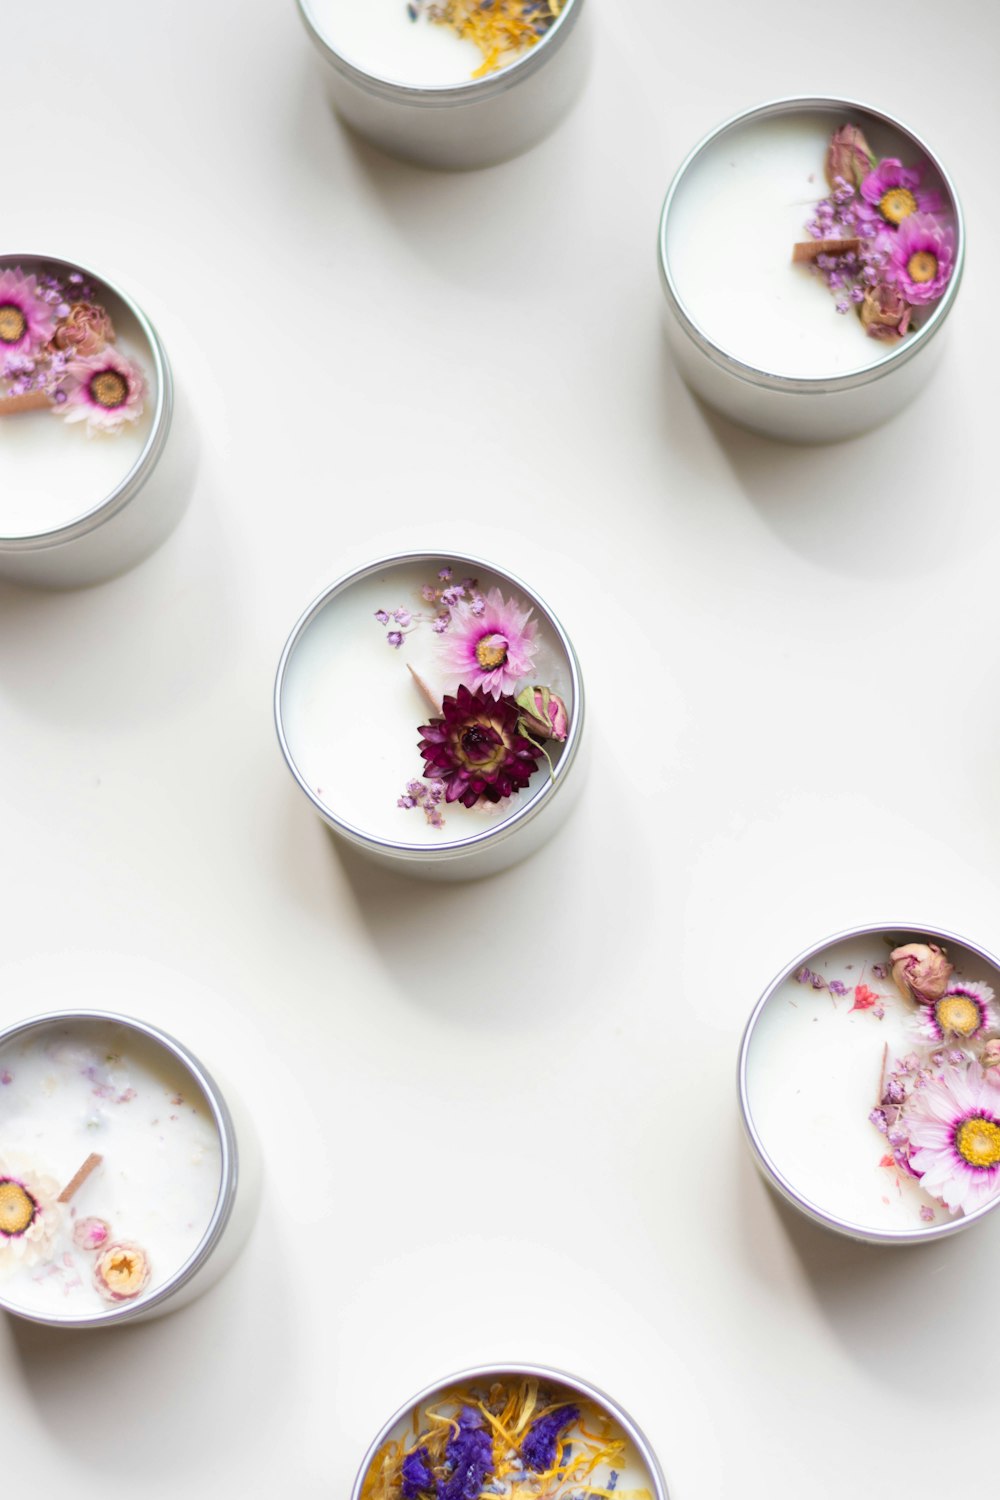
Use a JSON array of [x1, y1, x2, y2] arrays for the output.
[[954, 1113, 1000, 1171], [0, 1178, 38, 1237], [907, 250, 938, 285], [89, 369, 129, 409], [879, 186, 917, 225], [0, 303, 27, 345], [475, 633, 509, 671]]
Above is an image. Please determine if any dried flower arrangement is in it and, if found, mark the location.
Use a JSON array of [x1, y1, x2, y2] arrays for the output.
[[0, 265, 147, 434], [406, 0, 564, 77], [0, 1149, 151, 1303], [374, 567, 569, 831], [360, 1377, 653, 1500], [794, 941, 1000, 1221], [793, 124, 955, 340]]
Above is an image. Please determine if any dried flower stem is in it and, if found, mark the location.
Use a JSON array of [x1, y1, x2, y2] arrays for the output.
[[0, 390, 51, 415], [57, 1152, 103, 1203], [876, 1042, 889, 1108], [791, 238, 861, 263], [408, 663, 442, 716]]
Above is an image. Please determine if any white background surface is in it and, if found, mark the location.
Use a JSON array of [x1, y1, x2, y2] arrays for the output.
[[2, 1, 999, 1496]]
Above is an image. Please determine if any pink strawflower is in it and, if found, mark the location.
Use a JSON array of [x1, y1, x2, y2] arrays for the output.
[[58, 346, 148, 434], [860, 158, 942, 227], [912, 981, 998, 1045], [0, 267, 58, 365], [908, 1063, 1000, 1215], [436, 586, 538, 698], [889, 213, 955, 305]]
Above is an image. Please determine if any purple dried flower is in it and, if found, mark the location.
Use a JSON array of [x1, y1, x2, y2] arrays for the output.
[[387, 631, 404, 649], [795, 966, 814, 986], [374, 610, 390, 625], [438, 567, 452, 581], [828, 980, 848, 997], [440, 1408, 493, 1500], [417, 686, 543, 809], [870, 1108, 888, 1134], [394, 609, 412, 626], [919, 1205, 935, 1223], [884, 1077, 906, 1105], [522, 1406, 580, 1473], [402, 1448, 436, 1499], [431, 614, 450, 633]]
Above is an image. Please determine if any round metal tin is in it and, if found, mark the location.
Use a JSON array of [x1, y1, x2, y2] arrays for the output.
[[296, 0, 589, 169], [0, 253, 181, 588], [658, 98, 965, 443], [739, 922, 1000, 1246], [275, 550, 586, 881], [0, 1010, 255, 1327], [351, 1363, 670, 1500]]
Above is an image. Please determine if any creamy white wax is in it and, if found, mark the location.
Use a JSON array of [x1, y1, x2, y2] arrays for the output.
[[743, 935, 1000, 1235], [665, 110, 946, 381], [0, 287, 155, 541], [0, 1019, 222, 1319], [280, 561, 572, 847], [305, 0, 542, 87]]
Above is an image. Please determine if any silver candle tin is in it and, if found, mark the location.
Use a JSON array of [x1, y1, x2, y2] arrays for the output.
[[0, 254, 183, 588], [351, 1363, 670, 1500], [275, 550, 585, 882], [0, 1010, 260, 1327], [297, 0, 589, 169], [658, 98, 964, 443], [739, 922, 1000, 1246]]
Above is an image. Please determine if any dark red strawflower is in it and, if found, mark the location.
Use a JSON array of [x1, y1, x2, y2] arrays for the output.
[[418, 684, 543, 809]]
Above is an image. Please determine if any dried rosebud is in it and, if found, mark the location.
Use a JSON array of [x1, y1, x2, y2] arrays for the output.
[[860, 283, 913, 340], [825, 124, 876, 191], [890, 942, 954, 1004], [982, 1039, 1000, 1070], [72, 1216, 111, 1252], [514, 685, 568, 742], [94, 1241, 151, 1302], [52, 301, 115, 357]]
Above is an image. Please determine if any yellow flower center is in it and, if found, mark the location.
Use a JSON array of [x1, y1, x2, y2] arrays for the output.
[[934, 994, 980, 1036], [955, 1116, 1000, 1170], [0, 1179, 37, 1236], [879, 186, 918, 225], [89, 369, 129, 409], [475, 634, 508, 671], [907, 251, 938, 285], [0, 303, 27, 345]]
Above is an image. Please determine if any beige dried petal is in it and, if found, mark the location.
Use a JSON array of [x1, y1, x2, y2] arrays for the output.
[[890, 942, 953, 1004]]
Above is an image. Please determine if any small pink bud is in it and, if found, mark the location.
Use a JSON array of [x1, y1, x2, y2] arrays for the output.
[[890, 942, 954, 1004], [861, 282, 913, 339], [73, 1216, 111, 1252], [515, 685, 568, 742], [825, 124, 876, 191]]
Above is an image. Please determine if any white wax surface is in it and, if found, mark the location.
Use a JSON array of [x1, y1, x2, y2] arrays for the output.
[[665, 110, 948, 380], [0, 276, 155, 540], [306, 0, 539, 86], [744, 935, 1000, 1234], [280, 561, 572, 846], [369, 1383, 658, 1498], [0, 1020, 222, 1319]]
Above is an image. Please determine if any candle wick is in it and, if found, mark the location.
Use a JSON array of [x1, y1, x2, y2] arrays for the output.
[[0, 390, 52, 416], [57, 1152, 103, 1203], [408, 663, 442, 716]]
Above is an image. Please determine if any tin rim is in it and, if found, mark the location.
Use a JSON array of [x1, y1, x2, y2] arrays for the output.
[[0, 253, 173, 553], [738, 921, 1000, 1246], [657, 97, 965, 395], [297, 0, 583, 104], [274, 549, 585, 863], [0, 1010, 238, 1327], [350, 1362, 670, 1500]]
